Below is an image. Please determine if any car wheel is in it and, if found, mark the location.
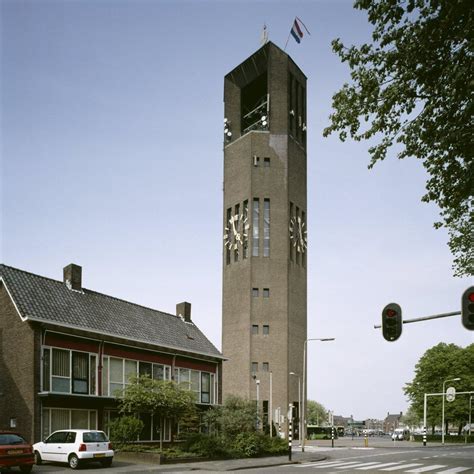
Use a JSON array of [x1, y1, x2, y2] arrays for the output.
[[69, 453, 81, 469], [20, 466, 33, 473], [35, 451, 42, 465], [101, 458, 113, 468]]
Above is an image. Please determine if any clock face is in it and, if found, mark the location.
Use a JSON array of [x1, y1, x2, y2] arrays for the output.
[[224, 214, 249, 251], [289, 216, 307, 253]]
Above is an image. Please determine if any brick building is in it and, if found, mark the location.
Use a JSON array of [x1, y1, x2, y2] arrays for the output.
[[222, 41, 307, 435], [0, 263, 223, 443], [384, 412, 403, 433]]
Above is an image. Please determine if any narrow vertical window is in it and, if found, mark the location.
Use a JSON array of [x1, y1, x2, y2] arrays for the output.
[[234, 203, 240, 262], [302, 210, 306, 267], [263, 199, 270, 257], [243, 200, 249, 259], [264, 157, 270, 167], [252, 288, 259, 297], [251, 362, 258, 373], [263, 288, 270, 298], [262, 362, 269, 372], [252, 324, 259, 335], [226, 208, 231, 265], [72, 352, 89, 394], [42, 348, 50, 391], [252, 198, 259, 257], [296, 206, 300, 265], [90, 355, 96, 395], [289, 202, 294, 262], [263, 325, 269, 335]]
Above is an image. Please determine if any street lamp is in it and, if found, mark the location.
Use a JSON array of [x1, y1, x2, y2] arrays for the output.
[[442, 377, 461, 444], [469, 395, 473, 437], [253, 376, 260, 431], [289, 372, 301, 443], [302, 337, 335, 452]]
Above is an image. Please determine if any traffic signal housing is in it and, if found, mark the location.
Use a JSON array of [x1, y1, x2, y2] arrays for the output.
[[461, 286, 474, 330], [382, 303, 402, 341]]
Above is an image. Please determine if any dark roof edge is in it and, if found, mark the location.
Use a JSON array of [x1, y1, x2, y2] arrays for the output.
[[0, 277, 27, 322], [27, 316, 227, 361]]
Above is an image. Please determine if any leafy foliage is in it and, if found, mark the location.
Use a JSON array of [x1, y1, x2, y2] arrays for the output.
[[203, 395, 258, 438], [324, 0, 473, 277], [108, 415, 143, 445], [404, 343, 474, 432], [306, 400, 327, 425]]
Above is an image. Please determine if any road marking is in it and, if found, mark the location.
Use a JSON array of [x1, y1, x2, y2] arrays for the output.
[[380, 464, 424, 471], [312, 461, 370, 469], [335, 462, 382, 469], [434, 468, 471, 473], [404, 466, 447, 473], [355, 462, 403, 470]]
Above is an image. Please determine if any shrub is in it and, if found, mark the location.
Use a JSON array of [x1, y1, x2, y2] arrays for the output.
[[108, 416, 144, 445], [183, 432, 228, 458]]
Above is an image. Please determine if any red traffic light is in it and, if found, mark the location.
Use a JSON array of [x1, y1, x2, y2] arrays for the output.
[[462, 286, 474, 330], [468, 292, 474, 303], [382, 303, 402, 341]]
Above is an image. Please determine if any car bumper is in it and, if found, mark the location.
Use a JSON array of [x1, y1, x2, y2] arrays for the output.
[[0, 453, 35, 467], [77, 450, 114, 460]]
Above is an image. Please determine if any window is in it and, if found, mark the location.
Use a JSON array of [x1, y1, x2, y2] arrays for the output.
[[252, 288, 259, 297], [289, 202, 294, 262], [263, 199, 270, 257], [262, 362, 269, 372], [42, 348, 50, 391], [226, 207, 231, 265], [251, 362, 258, 373], [252, 324, 259, 335], [42, 408, 98, 438], [72, 352, 89, 394], [252, 198, 259, 256], [139, 361, 152, 377], [234, 203, 240, 262], [201, 372, 210, 404], [263, 288, 270, 298], [243, 200, 249, 259], [263, 325, 269, 335], [264, 157, 270, 167], [173, 368, 216, 405], [52, 348, 70, 393], [110, 358, 124, 395]]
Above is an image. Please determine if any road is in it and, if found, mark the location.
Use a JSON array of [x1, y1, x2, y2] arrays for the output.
[[13, 440, 474, 473], [249, 444, 474, 473]]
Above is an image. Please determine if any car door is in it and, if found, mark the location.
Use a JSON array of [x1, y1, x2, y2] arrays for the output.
[[42, 431, 68, 462], [56, 431, 76, 464]]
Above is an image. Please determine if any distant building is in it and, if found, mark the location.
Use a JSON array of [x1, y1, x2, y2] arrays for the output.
[[0, 263, 224, 443], [384, 411, 403, 433]]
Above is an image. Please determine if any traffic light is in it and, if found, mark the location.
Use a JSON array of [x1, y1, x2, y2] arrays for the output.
[[382, 302, 402, 341], [461, 286, 474, 330]]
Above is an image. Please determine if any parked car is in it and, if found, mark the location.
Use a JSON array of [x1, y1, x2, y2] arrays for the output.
[[33, 430, 113, 470], [0, 431, 35, 473]]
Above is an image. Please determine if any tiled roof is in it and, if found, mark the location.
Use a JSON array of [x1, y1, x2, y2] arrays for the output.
[[0, 264, 223, 359]]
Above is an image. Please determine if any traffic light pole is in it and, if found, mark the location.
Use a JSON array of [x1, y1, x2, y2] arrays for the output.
[[374, 310, 460, 329]]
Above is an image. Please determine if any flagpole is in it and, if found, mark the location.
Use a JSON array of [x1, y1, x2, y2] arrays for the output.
[[284, 18, 294, 51]]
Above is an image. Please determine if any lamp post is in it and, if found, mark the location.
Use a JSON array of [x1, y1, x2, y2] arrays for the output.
[[469, 395, 473, 437], [302, 337, 335, 452], [289, 372, 301, 443], [442, 377, 461, 444], [253, 376, 260, 431]]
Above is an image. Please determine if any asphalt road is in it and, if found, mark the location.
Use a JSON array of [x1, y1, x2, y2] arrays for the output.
[[249, 444, 474, 473]]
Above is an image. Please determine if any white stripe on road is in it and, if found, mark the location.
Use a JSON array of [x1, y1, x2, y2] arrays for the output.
[[404, 466, 447, 473], [355, 462, 403, 470], [313, 461, 370, 469], [434, 468, 472, 473], [335, 462, 383, 469], [380, 464, 424, 471]]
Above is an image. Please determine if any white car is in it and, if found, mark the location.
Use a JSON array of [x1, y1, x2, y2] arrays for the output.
[[33, 429, 113, 469]]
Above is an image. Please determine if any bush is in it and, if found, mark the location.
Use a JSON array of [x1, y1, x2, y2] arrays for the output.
[[182, 432, 228, 458], [108, 416, 144, 445]]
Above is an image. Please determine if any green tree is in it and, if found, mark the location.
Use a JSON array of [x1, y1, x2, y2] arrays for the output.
[[404, 343, 474, 434], [117, 375, 198, 450], [108, 416, 144, 445], [306, 400, 327, 425], [324, 0, 473, 277], [203, 395, 257, 438], [401, 405, 421, 430]]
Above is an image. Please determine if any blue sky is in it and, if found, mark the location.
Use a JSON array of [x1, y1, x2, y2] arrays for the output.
[[2, 0, 472, 421]]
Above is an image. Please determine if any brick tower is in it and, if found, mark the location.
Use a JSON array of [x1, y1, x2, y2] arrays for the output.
[[222, 42, 307, 436]]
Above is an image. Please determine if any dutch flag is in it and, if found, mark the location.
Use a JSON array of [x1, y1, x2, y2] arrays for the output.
[[290, 18, 304, 43]]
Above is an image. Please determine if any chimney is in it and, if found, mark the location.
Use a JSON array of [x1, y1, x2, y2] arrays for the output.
[[63, 264, 82, 291], [176, 302, 191, 322]]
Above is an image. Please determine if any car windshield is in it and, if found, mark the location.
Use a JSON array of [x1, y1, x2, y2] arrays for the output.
[[0, 434, 27, 445], [83, 432, 108, 443]]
